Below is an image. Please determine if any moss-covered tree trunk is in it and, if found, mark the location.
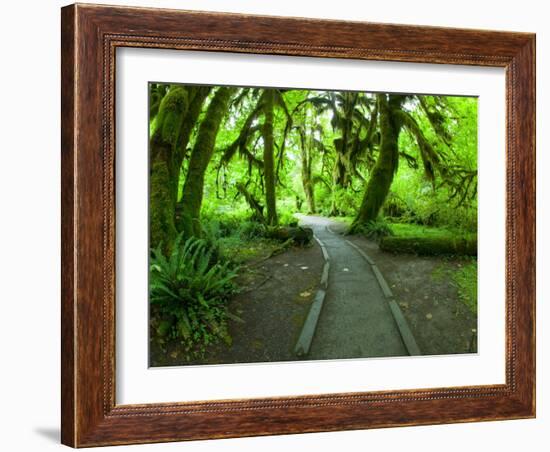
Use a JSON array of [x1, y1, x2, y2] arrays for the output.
[[328, 140, 348, 216], [172, 86, 212, 204], [332, 141, 349, 187], [302, 165, 315, 213], [262, 90, 278, 225], [350, 94, 404, 232], [178, 86, 235, 237], [149, 86, 188, 251], [299, 126, 316, 214], [150, 147, 177, 252]]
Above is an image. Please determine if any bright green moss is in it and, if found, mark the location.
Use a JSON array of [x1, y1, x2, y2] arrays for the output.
[[153, 87, 188, 146]]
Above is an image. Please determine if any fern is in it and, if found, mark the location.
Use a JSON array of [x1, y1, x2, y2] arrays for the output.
[[149, 234, 239, 359], [356, 219, 394, 242]]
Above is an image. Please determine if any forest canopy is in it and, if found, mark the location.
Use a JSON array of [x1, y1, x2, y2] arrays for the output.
[[149, 83, 478, 252]]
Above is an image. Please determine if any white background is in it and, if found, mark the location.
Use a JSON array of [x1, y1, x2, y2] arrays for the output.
[[117, 49, 505, 404], [0, 0, 546, 451]]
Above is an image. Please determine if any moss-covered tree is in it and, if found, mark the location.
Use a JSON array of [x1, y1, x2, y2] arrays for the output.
[[350, 94, 405, 232], [350, 92, 475, 232], [219, 88, 291, 225], [149, 86, 189, 251], [300, 91, 377, 215], [172, 86, 212, 203], [262, 89, 278, 225], [300, 135, 316, 214], [178, 86, 236, 237], [295, 106, 317, 214]]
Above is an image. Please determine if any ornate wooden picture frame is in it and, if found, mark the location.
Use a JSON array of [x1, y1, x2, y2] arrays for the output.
[[61, 3, 535, 447]]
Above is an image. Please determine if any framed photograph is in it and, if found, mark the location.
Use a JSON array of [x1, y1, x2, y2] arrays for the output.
[[61, 3, 535, 447]]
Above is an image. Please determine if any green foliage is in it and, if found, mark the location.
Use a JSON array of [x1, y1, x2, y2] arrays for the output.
[[149, 233, 239, 359], [278, 207, 299, 227], [452, 260, 478, 314], [431, 260, 478, 314], [237, 220, 267, 239], [198, 211, 275, 263], [201, 211, 267, 241], [389, 223, 474, 241], [384, 95, 478, 232], [325, 186, 358, 217], [387, 166, 477, 231], [353, 219, 394, 242]]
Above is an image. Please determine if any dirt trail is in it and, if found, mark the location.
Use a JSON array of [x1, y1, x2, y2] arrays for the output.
[[297, 215, 407, 359]]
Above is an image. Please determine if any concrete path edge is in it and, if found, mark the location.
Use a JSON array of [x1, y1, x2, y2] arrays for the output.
[[344, 238, 422, 356], [295, 218, 421, 358], [294, 235, 330, 356]]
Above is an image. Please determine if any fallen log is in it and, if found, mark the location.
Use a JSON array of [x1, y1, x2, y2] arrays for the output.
[[266, 226, 313, 246], [379, 235, 477, 256]]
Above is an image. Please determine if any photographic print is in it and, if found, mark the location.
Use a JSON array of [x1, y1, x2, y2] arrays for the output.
[[148, 83, 478, 367], [61, 5, 535, 444]]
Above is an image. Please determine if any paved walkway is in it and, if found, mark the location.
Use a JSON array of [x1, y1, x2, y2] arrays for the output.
[[298, 215, 407, 359]]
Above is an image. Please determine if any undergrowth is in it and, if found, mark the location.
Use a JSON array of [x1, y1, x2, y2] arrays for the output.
[[149, 233, 239, 360], [432, 258, 478, 314]]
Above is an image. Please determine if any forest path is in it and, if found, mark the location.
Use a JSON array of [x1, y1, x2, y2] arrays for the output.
[[297, 215, 408, 359]]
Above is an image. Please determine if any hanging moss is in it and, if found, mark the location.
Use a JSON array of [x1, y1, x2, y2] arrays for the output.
[[395, 109, 441, 184]]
